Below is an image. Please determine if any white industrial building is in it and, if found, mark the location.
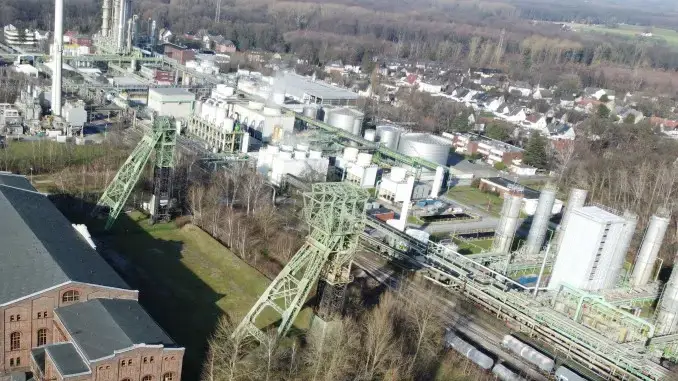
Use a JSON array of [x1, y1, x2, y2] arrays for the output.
[[336, 147, 378, 188], [378, 167, 415, 203], [61, 100, 87, 130], [275, 72, 359, 106], [148, 88, 195, 119], [233, 101, 294, 143], [549, 206, 634, 291], [256, 145, 329, 185]]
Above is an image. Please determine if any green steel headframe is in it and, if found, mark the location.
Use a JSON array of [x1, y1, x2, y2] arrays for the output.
[[233, 182, 369, 344], [93, 116, 177, 229]]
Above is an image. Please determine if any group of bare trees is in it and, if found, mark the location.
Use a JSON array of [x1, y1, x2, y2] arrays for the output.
[[203, 286, 492, 381], [184, 162, 303, 278]]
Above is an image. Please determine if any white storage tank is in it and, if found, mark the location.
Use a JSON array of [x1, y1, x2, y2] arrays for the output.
[[294, 150, 307, 160], [364, 129, 376, 141], [267, 145, 280, 154], [343, 147, 359, 162], [357, 152, 372, 167], [248, 101, 264, 110], [263, 106, 281, 116], [398, 133, 451, 166], [309, 150, 322, 159], [222, 118, 235, 132], [303, 105, 320, 120], [390, 167, 407, 182], [281, 144, 293, 152], [201, 99, 215, 121], [352, 116, 363, 135], [376, 125, 402, 150], [194, 100, 203, 117], [215, 104, 227, 126], [272, 92, 285, 105], [296, 144, 309, 152], [327, 108, 356, 132]]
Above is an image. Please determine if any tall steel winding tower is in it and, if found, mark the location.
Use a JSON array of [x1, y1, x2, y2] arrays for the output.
[[93, 116, 177, 229], [234, 182, 369, 343]]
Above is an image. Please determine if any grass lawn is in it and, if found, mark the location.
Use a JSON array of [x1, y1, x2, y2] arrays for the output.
[[570, 23, 678, 46], [102, 211, 312, 379], [453, 237, 494, 255], [446, 186, 503, 216], [407, 215, 425, 225]]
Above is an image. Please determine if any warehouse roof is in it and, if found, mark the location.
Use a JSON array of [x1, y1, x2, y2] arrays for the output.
[[55, 298, 178, 361], [0, 173, 130, 306], [277, 72, 358, 101]]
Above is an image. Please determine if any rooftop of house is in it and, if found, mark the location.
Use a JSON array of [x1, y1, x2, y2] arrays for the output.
[[0, 173, 130, 306], [55, 298, 178, 361]]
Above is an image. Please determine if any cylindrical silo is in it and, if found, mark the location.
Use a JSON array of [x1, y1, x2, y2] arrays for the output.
[[631, 207, 671, 287], [376, 125, 402, 150], [222, 118, 234, 132], [352, 117, 363, 136], [343, 147, 359, 162], [555, 188, 588, 249], [303, 105, 319, 120], [492, 191, 523, 254], [605, 210, 638, 289], [524, 184, 557, 256], [364, 129, 376, 141], [327, 109, 356, 132], [215, 103, 227, 126], [194, 100, 203, 118], [398, 133, 450, 166], [656, 247, 678, 335]]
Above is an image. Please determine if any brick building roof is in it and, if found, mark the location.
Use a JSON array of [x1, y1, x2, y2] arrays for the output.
[[55, 298, 178, 361], [32, 343, 91, 377], [0, 172, 130, 306]]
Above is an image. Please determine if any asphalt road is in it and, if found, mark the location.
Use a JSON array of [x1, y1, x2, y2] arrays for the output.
[[354, 251, 548, 381]]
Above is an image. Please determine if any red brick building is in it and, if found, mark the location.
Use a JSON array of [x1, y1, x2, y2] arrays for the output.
[[163, 44, 195, 65], [0, 173, 184, 380]]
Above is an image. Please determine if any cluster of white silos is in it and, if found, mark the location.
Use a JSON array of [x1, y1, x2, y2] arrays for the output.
[[492, 190, 524, 254], [194, 98, 236, 132], [339, 147, 378, 188], [375, 125, 402, 150], [321, 107, 364, 136], [523, 184, 558, 256], [256, 144, 328, 185]]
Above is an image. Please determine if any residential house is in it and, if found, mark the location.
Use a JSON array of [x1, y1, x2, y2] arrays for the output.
[[324, 60, 345, 75], [575, 98, 603, 114], [480, 77, 501, 91], [486, 96, 506, 112], [505, 106, 527, 123], [451, 133, 524, 166], [615, 107, 644, 124], [649, 116, 678, 130], [532, 88, 553, 101], [508, 81, 532, 97], [159, 28, 173, 43], [559, 93, 576, 108], [418, 79, 445, 94], [522, 113, 548, 131], [211, 36, 236, 53]]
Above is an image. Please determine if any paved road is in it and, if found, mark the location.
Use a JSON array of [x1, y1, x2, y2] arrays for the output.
[[354, 252, 548, 381]]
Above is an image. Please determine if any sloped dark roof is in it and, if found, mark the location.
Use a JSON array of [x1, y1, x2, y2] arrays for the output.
[[55, 298, 178, 361], [46, 343, 91, 376], [0, 173, 130, 305]]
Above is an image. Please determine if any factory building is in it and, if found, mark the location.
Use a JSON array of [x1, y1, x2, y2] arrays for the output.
[[336, 147, 378, 188], [148, 88, 195, 119], [233, 101, 295, 143], [275, 72, 359, 106], [0, 173, 183, 377], [140, 65, 176, 85], [378, 167, 415, 204], [548, 206, 635, 291], [61, 100, 88, 131], [256, 145, 329, 185], [189, 98, 245, 153], [3, 25, 39, 46]]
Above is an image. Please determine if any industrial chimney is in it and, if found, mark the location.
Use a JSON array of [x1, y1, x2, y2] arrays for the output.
[[51, 0, 64, 116], [554, 188, 587, 250], [492, 190, 523, 254], [102, 0, 111, 37], [630, 207, 671, 287], [524, 183, 557, 256]]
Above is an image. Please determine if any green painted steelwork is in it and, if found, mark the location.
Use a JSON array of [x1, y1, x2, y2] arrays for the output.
[[234, 183, 369, 344], [93, 117, 177, 229]]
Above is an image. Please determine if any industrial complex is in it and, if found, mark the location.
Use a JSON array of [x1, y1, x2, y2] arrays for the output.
[[2, 0, 678, 381]]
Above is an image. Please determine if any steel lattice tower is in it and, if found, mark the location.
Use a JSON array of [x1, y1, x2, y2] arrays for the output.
[[233, 182, 369, 344], [93, 116, 177, 229]]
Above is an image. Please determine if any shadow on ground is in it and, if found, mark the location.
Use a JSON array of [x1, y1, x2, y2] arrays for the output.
[[51, 194, 224, 380]]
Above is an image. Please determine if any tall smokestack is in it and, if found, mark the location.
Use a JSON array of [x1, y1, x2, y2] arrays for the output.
[[554, 188, 587, 250], [631, 207, 671, 287], [52, 0, 64, 116], [102, 0, 111, 37], [112, 0, 121, 47], [524, 183, 557, 256], [492, 190, 523, 254]]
